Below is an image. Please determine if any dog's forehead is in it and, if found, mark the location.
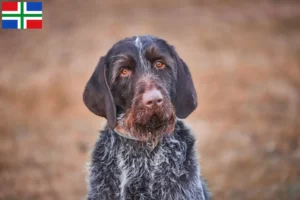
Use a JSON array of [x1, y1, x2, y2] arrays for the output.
[[109, 36, 170, 57], [132, 35, 155, 51]]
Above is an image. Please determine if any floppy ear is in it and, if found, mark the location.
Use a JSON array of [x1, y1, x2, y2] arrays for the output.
[[173, 53, 198, 119], [83, 57, 116, 128]]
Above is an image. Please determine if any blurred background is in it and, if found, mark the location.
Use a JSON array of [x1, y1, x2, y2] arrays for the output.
[[0, 0, 300, 199]]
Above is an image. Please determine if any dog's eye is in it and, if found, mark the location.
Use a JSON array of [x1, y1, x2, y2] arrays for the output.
[[120, 68, 131, 77], [154, 61, 166, 69]]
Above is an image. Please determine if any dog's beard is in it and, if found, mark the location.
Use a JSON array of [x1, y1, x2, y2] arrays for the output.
[[116, 99, 176, 145]]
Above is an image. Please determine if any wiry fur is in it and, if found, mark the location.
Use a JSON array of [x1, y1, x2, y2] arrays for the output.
[[84, 35, 210, 200], [87, 120, 210, 200]]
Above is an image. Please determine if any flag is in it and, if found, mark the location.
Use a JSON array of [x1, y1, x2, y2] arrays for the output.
[[2, 2, 42, 29]]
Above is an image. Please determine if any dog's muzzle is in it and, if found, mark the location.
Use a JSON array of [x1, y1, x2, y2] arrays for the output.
[[116, 77, 176, 144]]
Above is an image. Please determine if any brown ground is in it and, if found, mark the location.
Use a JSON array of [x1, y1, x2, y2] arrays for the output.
[[0, 0, 300, 199]]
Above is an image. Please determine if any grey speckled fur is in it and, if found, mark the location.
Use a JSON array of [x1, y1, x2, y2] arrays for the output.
[[87, 120, 210, 200]]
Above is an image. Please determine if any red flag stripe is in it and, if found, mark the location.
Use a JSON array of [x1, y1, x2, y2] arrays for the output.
[[27, 20, 42, 29], [2, 2, 18, 11]]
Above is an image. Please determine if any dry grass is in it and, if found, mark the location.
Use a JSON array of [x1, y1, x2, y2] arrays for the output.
[[0, 0, 300, 199]]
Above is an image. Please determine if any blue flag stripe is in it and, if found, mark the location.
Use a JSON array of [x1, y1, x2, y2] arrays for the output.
[[2, 20, 18, 29], [26, 2, 42, 11]]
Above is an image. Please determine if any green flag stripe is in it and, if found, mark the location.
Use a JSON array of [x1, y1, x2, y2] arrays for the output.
[[21, 2, 23, 29], [2, 14, 42, 17]]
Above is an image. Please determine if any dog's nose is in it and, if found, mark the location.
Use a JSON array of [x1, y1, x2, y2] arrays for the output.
[[143, 89, 163, 108]]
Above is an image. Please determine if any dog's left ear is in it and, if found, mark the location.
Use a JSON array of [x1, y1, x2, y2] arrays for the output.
[[83, 57, 116, 128], [172, 50, 198, 119]]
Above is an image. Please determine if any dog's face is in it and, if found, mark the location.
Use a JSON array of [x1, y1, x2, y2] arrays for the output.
[[83, 36, 197, 143]]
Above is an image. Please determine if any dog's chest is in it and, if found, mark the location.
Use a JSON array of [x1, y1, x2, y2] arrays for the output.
[[116, 137, 188, 199]]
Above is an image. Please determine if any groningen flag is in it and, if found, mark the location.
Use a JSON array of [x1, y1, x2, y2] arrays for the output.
[[2, 2, 42, 29]]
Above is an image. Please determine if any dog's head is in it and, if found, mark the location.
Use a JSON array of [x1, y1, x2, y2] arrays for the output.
[[83, 36, 197, 143]]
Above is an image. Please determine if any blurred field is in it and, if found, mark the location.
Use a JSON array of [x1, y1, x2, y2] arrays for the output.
[[0, 0, 300, 199]]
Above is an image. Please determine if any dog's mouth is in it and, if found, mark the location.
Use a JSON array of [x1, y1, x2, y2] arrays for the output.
[[115, 98, 176, 144]]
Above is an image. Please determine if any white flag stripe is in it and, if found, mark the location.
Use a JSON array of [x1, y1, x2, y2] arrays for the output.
[[24, 17, 42, 20], [2, 2, 21, 14], [1, 17, 20, 20]]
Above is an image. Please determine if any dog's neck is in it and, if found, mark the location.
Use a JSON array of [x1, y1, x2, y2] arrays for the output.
[[113, 125, 139, 140], [113, 116, 139, 140], [113, 118, 181, 141]]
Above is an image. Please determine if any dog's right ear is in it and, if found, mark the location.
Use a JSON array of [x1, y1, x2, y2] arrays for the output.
[[83, 57, 116, 128]]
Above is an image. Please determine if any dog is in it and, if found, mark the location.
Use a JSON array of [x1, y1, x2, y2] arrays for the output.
[[83, 35, 210, 200]]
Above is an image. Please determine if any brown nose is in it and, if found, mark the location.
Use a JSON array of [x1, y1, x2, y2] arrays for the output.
[[143, 88, 163, 108]]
